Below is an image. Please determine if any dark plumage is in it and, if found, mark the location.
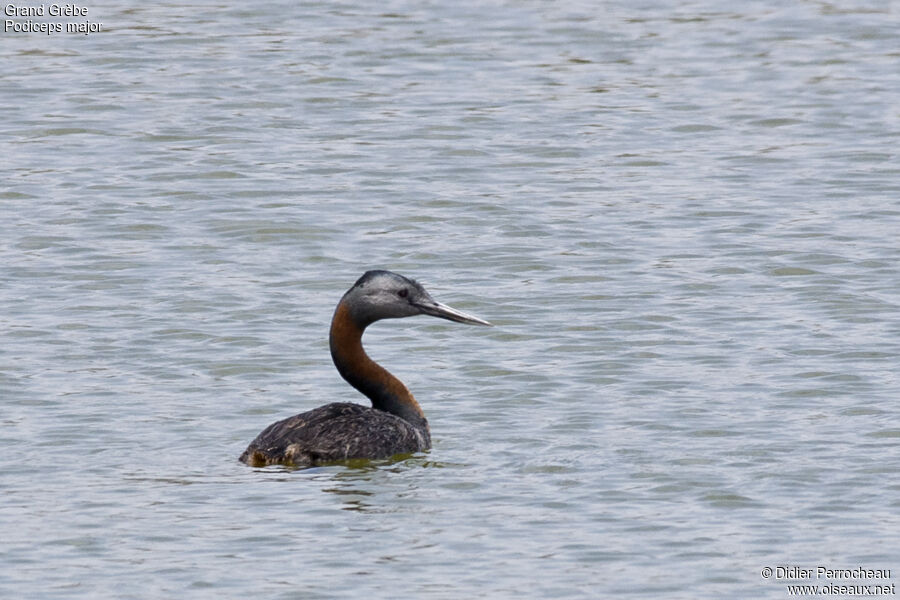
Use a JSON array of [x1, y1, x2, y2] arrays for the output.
[[240, 403, 429, 467], [240, 270, 490, 468]]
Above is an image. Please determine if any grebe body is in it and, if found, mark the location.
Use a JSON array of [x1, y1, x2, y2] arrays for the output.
[[240, 270, 489, 467]]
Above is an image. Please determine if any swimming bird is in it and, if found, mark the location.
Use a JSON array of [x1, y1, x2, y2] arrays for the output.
[[240, 270, 491, 467]]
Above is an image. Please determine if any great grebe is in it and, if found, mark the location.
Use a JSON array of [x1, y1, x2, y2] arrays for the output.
[[240, 270, 490, 467]]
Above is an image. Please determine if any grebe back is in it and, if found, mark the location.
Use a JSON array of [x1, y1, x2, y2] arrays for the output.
[[240, 270, 490, 467]]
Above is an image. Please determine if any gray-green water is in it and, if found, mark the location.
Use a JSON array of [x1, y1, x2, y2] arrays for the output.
[[2, 2, 899, 598]]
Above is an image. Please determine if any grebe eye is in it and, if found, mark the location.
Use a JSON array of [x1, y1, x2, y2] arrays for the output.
[[398, 288, 408, 298]]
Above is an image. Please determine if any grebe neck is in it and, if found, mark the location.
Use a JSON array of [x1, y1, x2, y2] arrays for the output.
[[328, 301, 428, 429]]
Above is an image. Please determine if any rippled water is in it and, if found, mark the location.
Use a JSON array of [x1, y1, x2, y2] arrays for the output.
[[3, 1, 899, 598]]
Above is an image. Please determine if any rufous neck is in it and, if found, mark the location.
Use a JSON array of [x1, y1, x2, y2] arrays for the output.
[[329, 300, 427, 428]]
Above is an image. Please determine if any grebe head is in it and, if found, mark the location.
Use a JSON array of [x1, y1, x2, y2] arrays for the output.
[[342, 270, 491, 328]]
